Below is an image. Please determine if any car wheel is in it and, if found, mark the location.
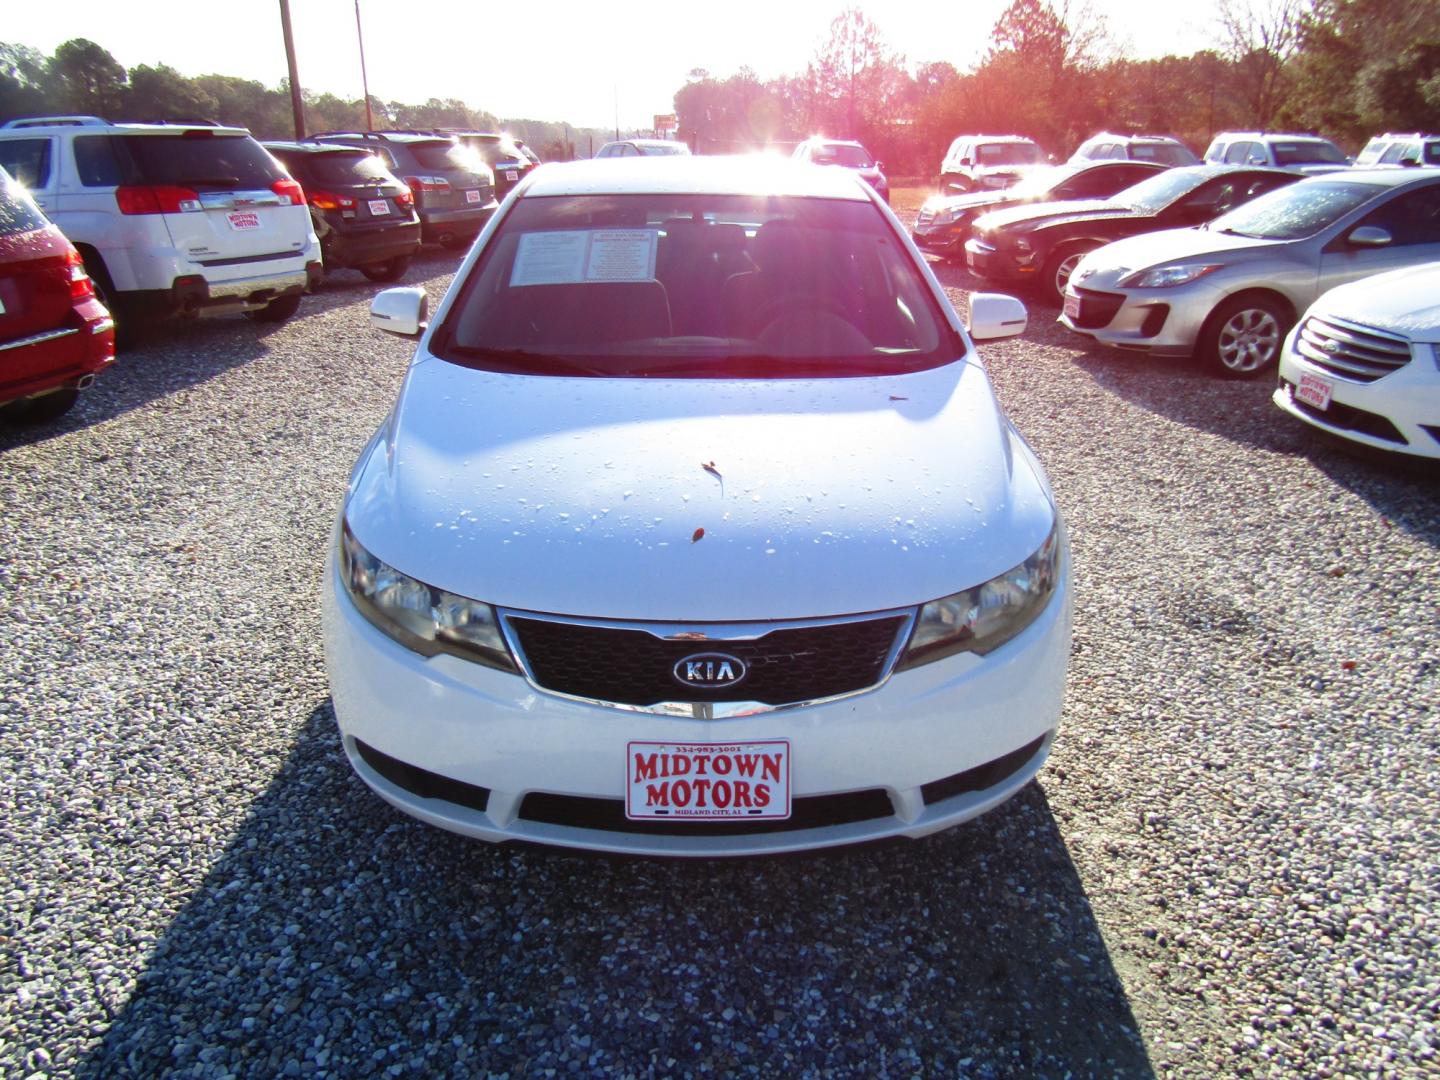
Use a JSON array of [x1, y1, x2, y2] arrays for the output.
[[1041, 245, 1095, 304], [361, 256, 411, 283], [4, 387, 79, 425], [247, 293, 303, 324], [1200, 295, 1291, 379]]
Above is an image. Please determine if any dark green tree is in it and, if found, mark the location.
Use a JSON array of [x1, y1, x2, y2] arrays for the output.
[[49, 38, 127, 116]]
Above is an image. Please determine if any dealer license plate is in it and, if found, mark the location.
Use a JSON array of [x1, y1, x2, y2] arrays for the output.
[[626, 740, 791, 821], [505, 170, 519, 182], [227, 211, 261, 231], [368, 199, 389, 216], [465, 189, 482, 204], [1296, 372, 1333, 411], [1063, 292, 1080, 321]]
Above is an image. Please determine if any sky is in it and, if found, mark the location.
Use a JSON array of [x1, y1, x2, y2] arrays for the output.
[[5, 0, 1230, 132]]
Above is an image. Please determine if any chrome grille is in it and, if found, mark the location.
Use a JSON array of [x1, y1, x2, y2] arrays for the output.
[[503, 610, 911, 712], [1295, 315, 1412, 383]]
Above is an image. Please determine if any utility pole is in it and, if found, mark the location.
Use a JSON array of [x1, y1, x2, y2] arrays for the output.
[[279, 0, 305, 139], [355, 0, 374, 131]]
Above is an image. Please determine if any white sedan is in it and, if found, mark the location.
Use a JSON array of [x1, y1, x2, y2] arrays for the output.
[[1275, 261, 1440, 458], [323, 155, 1072, 856]]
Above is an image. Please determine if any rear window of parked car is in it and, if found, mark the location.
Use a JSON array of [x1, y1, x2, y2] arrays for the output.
[[409, 142, 483, 174], [295, 152, 395, 186], [1270, 141, 1347, 166], [978, 143, 1042, 165], [436, 193, 959, 379], [0, 171, 49, 236], [73, 134, 285, 189]]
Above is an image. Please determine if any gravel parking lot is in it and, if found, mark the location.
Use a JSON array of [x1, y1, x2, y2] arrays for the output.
[[2, 223, 1437, 1079]]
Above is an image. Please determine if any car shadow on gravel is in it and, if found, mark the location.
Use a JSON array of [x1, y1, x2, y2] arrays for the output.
[[0, 319, 276, 451], [79, 702, 1155, 1079]]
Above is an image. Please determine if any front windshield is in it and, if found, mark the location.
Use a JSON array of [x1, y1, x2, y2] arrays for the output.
[[1271, 141, 1347, 166], [1207, 181, 1381, 239], [1132, 143, 1200, 165], [978, 143, 1042, 166], [1112, 168, 1212, 214], [817, 145, 874, 168], [437, 193, 960, 378], [638, 143, 688, 156]]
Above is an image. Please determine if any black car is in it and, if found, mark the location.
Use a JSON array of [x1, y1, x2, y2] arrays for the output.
[[265, 141, 421, 283], [911, 160, 1168, 259], [965, 165, 1300, 301], [308, 131, 498, 248]]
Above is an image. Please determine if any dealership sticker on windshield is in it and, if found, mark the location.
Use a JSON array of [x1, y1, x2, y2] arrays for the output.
[[1296, 372, 1333, 411], [226, 211, 261, 231], [511, 229, 658, 286], [626, 740, 791, 821]]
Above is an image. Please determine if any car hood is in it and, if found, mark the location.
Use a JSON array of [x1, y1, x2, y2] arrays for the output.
[[344, 358, 1057, 622], [1076, 225, 1279, 274], [976, 199, 1120, 232], [1309, 262, 1440, 340]]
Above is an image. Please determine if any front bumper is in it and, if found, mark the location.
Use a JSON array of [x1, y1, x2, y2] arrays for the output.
[[1058, 276, 1225, 357], [965, 238, 1027, 285], [322, 539, 1073, 857], [1275, 336, 1440, 458]]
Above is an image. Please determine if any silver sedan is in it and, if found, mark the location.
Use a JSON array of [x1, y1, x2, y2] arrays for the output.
[[1059, 169, 1440, 378]]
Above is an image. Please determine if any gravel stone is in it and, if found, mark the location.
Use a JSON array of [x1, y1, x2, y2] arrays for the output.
[[1, 237, 1437, 1079]]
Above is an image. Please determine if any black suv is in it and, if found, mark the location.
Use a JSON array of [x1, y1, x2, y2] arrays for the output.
[[308, 131, 497, 248], [265, 141, 420, 282], [442, 131, 535, 200]]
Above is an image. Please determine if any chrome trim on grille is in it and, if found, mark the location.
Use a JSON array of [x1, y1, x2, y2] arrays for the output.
[[496, 607, 918, 718], [0, 327, 78, 353], [1296, 315, 1412, 383]]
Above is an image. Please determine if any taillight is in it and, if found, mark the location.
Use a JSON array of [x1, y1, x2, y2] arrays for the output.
[[115, 185, 202, 214], [272, 177, 305, 206], [65, 248, 94, 300], [308, 189, 356, 210], [402, 175, 451, 193], [395, 186, 414, 208]]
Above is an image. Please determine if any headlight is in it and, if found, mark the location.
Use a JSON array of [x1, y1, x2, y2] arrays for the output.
[[1013, 238, 1033, 254], [932, 207, 967, 226], [339, 523, 517, 672], [1119, 263, 1223, 288], [896, 522, 1062, 670]]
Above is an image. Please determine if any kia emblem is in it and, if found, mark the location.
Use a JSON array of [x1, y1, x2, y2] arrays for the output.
[[673, 652, 747, 689]]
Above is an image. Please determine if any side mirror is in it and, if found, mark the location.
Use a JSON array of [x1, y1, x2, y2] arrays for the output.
[[968, 293, 1028, 341], [1348, 225, 1392, 248], [874, 160, 884, 172], [370, 286, 429, 337]]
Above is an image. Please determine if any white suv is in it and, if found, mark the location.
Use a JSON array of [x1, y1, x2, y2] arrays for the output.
[[0, 116, 320, 344], [939, 135, 1045, 192], [1202, 131, 1350, 174]]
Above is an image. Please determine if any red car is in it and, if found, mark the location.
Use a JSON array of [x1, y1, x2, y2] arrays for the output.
[[0, 168, 114, 423]]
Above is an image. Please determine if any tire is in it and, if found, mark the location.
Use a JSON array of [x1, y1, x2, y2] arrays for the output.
[[1198, 294, 1291, 379], [1040, 244, 1095, 304], [361, 256, 411, 283], [247, 293, 302, 324], [4, 387, 79, 425]]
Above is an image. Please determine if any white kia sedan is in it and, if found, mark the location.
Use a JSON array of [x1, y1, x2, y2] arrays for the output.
[[323, 156, 1072, 856]]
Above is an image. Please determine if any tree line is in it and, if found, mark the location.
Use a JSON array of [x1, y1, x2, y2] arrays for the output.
[[0, 38, 604, 160], [676, 0, 1440, 176], [1, 0, 1435, 175]]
